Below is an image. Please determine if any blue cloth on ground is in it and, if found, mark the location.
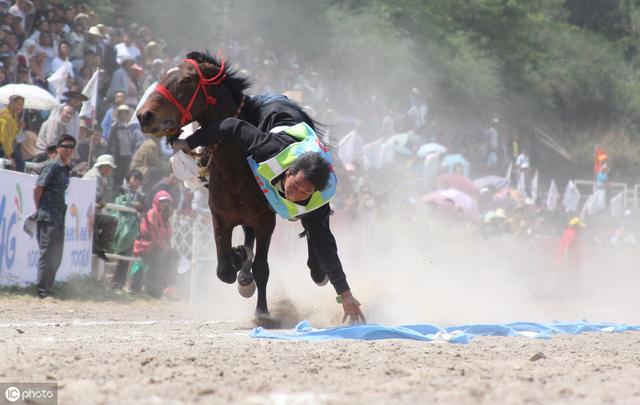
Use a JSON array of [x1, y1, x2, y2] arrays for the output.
[[250, 320, 640, 344]]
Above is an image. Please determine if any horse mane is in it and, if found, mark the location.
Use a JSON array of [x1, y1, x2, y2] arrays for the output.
[[186, 51, 332, 148], [186, 51, 252, 102]]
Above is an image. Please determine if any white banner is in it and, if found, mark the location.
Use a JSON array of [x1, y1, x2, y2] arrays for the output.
[[0, 169, 96, 285]]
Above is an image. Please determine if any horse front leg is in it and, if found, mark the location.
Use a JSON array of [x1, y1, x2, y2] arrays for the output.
[[252, 214, 276, 322], [236, 225, 257, 298], [212, 216, 236, 284]]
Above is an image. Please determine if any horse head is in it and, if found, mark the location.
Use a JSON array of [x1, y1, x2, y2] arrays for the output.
[[137, 51, 249, 138]]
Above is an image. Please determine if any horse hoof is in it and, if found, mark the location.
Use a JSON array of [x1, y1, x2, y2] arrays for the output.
[[237, 280, 256, 298], [237, 270, 254, 286], [217, 268, 237, 284], [315, 275, 329, 287], [255, 310, 280, 328]]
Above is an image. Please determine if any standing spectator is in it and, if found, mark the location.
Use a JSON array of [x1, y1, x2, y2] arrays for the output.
[[595, 163, 609, 193], [107, 104, 136, 188], [29, 51, 47, 89], [555, 217, 585, 271], [107, 57, 140, 106], [9, 0, 34, 32], [145, 174, 180, 209], [142, 58, 163, 90], [110, 169, 144, 290], [83, 154, 117, 260], [130, 133, 170, 190], [32, 134, 75, 298], [48, 40, 70, 75], [132, 190, 177, 297], [35, 31, 54, 72], [76, 126, 107, 166], [10, 15, 26, 44], [27, 18, 48, 43], [114, 32, 141, 64], [65, 21, 85, 61], [85, 25, 105, 61], [17, 38, 36, 66], [0, 95, 25, 171], [100, 90, 125, 141]]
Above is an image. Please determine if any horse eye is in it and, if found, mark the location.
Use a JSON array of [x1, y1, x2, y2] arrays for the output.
[[181, 77, 193, 85]]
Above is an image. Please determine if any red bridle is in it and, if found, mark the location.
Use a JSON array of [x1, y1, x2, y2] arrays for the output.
[[154, 57, 227, 127]]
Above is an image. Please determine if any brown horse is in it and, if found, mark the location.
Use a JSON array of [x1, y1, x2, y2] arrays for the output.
[[136, 52, 318, 322]]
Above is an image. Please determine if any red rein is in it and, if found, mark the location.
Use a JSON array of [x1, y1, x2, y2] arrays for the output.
[[155, 57, 227, 127]]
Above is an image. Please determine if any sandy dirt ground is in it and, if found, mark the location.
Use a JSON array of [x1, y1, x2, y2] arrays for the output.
[[1, 297, 640, 405]]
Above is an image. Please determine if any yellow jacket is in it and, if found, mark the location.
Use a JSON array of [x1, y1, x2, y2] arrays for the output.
[[0, 107, 19, 156]]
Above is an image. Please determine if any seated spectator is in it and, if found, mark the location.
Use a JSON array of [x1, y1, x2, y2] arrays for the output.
[[15, 63, 29, 83], [36, 104, 74, 152], [0, 95, 25, 171]]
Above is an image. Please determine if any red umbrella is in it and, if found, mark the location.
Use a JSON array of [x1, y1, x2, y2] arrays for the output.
[[436, 173, 479, 197]]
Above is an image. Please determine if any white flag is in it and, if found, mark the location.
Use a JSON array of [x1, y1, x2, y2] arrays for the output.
[[46, 61, 74, 101], [517, 171, 527, 199], [338, 129, 364, 166], [530, 170, 539, 201], [504, 161, 513, 186], [79, 70, 99, 119], [562, 180, 581, 212], [610, 191, 624, 217], [581, 189, 606, 218], [546, 180, 560, 212], [362, 138, 383, 170]]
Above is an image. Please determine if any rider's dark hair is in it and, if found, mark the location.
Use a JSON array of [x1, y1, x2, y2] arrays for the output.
[[288, 152, 331, 191]]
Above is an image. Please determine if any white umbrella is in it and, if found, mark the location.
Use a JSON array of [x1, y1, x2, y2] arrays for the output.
[[417, 143, 447, 158], [0, 83, 60, 110]]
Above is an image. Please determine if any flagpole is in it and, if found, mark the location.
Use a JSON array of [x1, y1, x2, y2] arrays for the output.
[[87, 69, 100, 168]]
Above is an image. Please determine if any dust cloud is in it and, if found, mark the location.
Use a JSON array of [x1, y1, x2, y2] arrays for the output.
[[188, 213, 640, 328], [122, 2, 639, 327]]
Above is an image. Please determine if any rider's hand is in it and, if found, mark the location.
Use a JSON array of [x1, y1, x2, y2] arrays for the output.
[[340, 290, 366, 324], [170, 139, 191, 154]]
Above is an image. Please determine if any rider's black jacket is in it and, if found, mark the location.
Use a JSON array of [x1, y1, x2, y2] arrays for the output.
[[184, 98, 350, 295]]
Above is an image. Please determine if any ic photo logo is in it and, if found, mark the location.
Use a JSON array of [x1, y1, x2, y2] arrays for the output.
[[4, 386, 20, 402], [2, 384, 57, 403]]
